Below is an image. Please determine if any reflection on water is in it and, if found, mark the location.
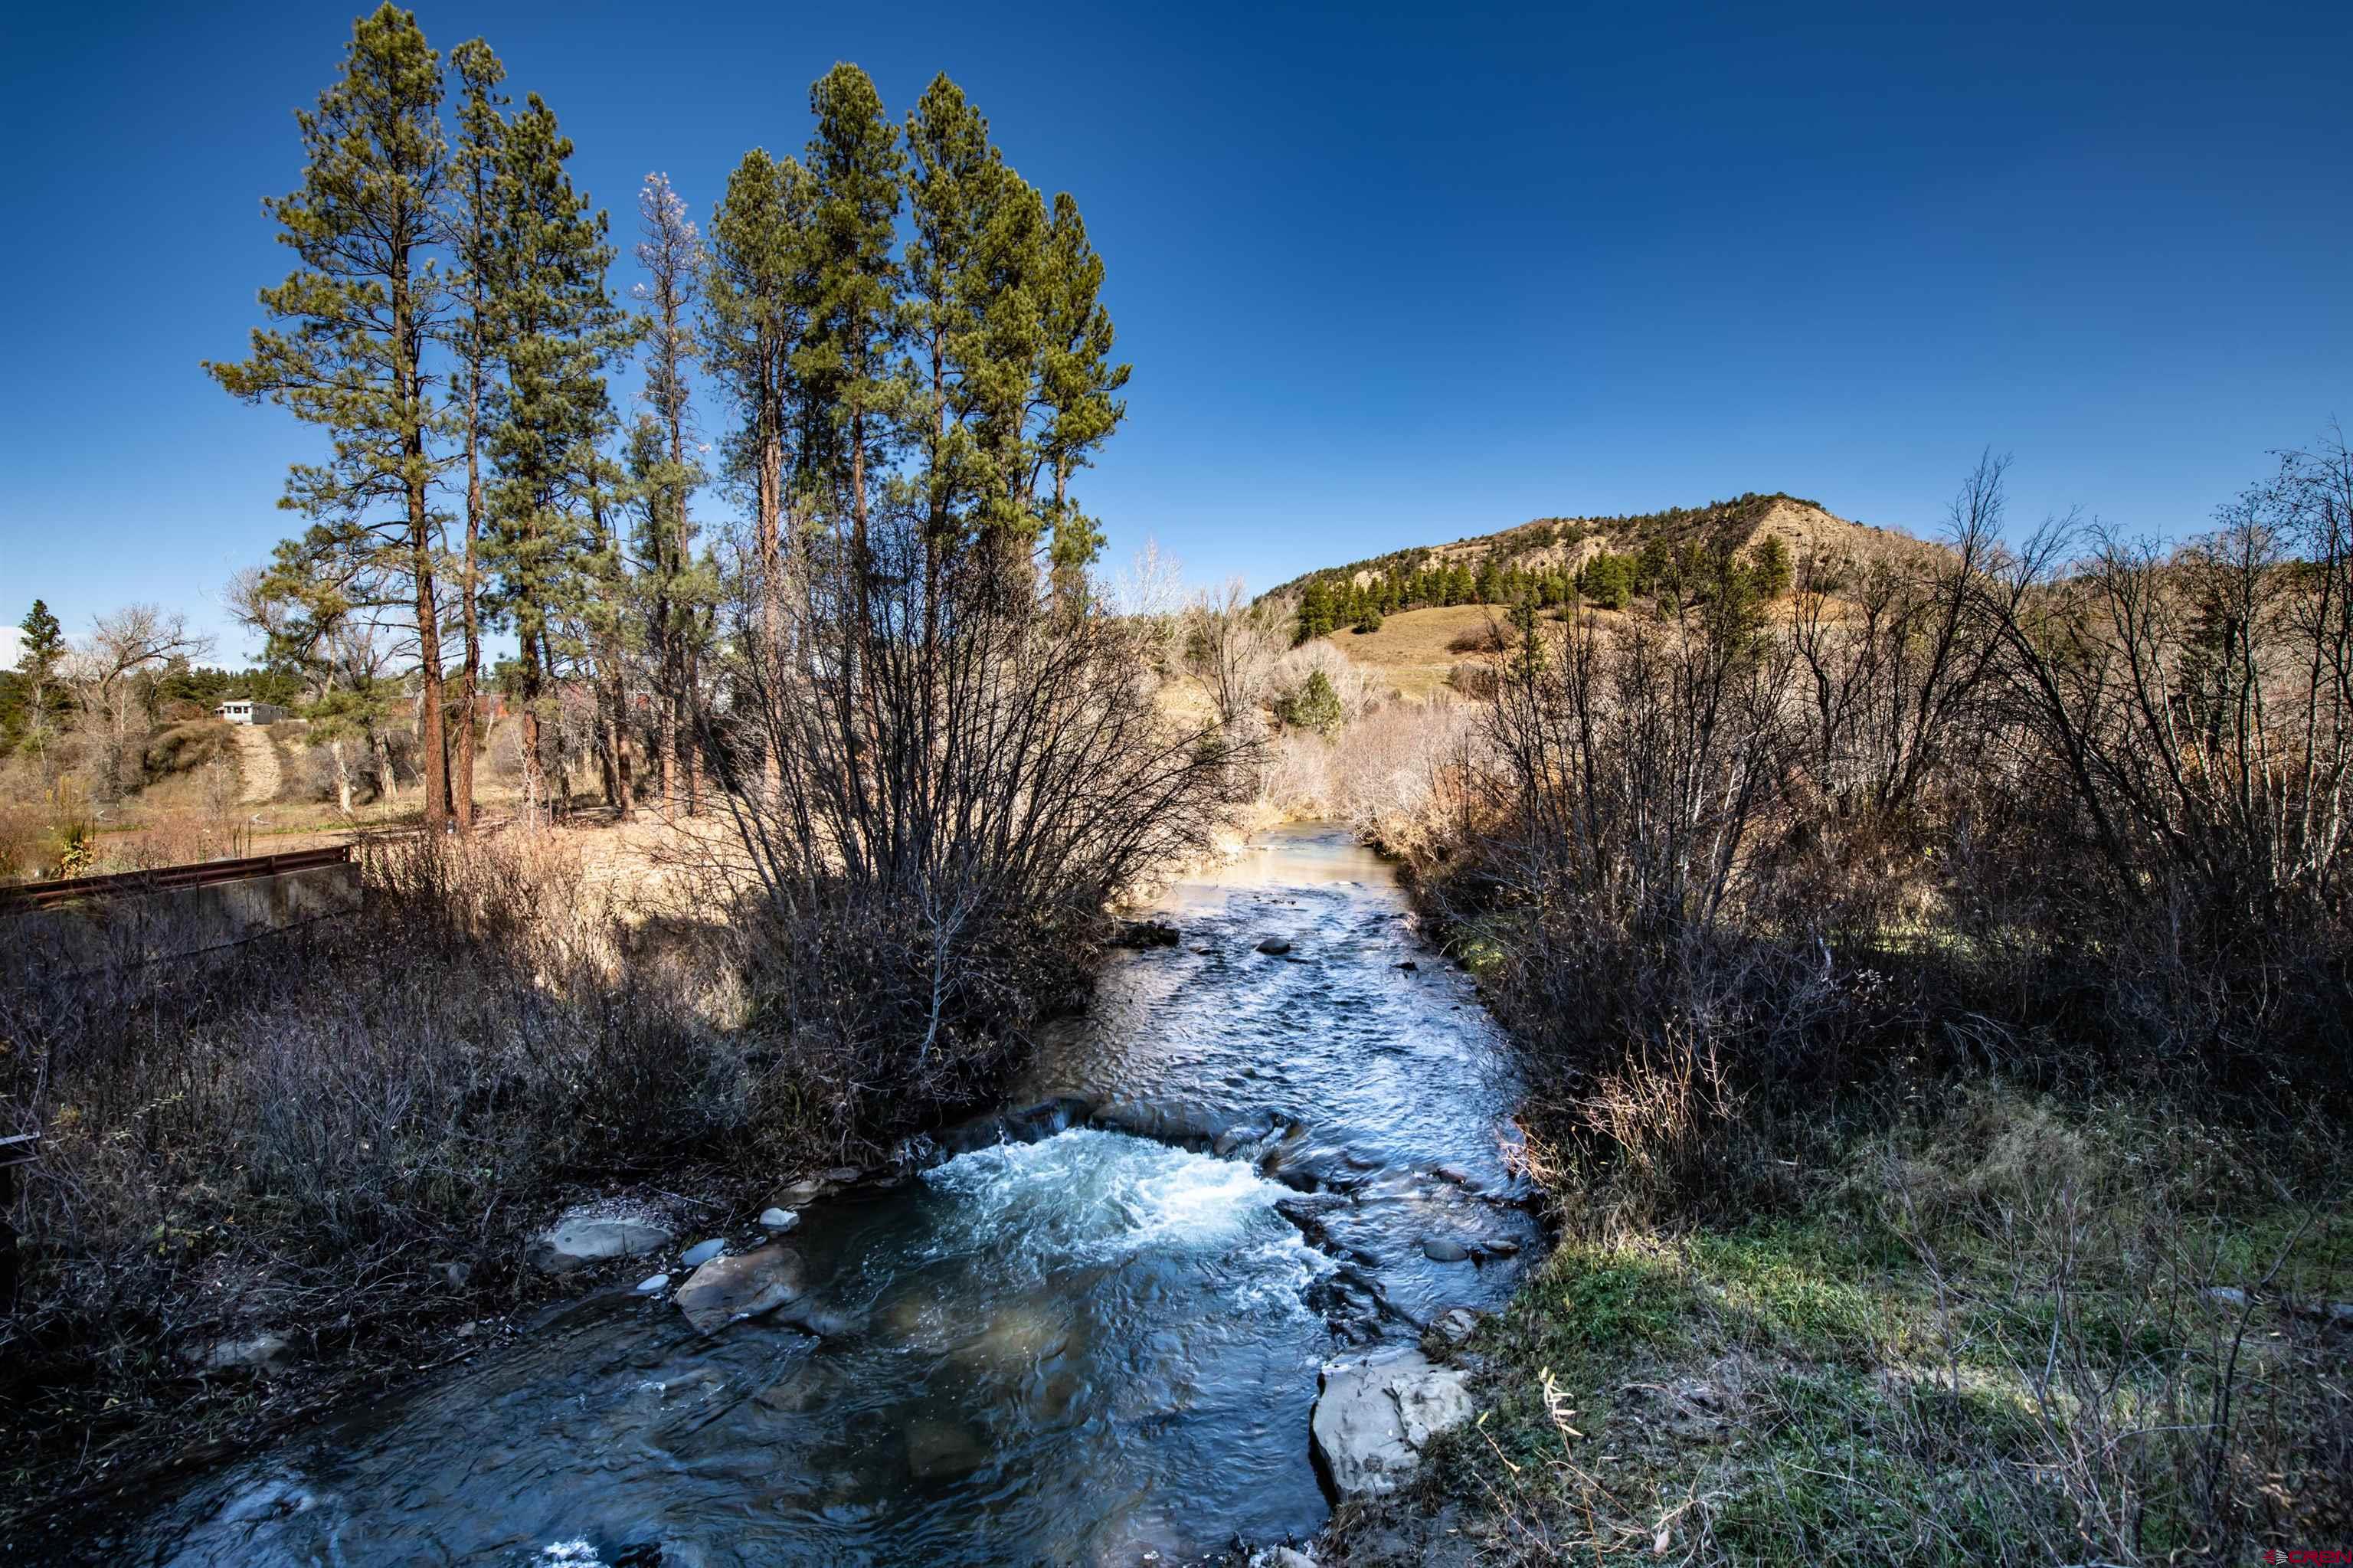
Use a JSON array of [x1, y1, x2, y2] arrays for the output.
[[106, 823, 1535, 1567]]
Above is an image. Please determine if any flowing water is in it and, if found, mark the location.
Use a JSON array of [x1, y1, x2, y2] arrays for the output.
[[104, 823, 1537, 1567]]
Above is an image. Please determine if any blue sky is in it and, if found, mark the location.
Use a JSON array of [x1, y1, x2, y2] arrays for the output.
[[2, 0, 2347, 660]]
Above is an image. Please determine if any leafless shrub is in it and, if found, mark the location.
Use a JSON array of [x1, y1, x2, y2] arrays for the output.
[[709, 512, 1232, 1138], [0, 831, 771, 1500], [1325, 695, 1479, 858]]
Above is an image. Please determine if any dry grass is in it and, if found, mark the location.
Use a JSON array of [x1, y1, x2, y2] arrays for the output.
[[0, 830, 825, 1527], [1314, 605, 1531, 700]]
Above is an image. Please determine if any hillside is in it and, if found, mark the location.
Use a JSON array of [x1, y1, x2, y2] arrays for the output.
[[1320, 604, 1533, 701], [1264, 491, 1928, 614]]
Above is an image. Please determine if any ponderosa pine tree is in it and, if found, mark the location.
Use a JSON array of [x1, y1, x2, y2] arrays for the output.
[[15, 600, 67, 782], [705, 148, 815, 660], [483, 90, 630, 818], [207, 2, 456, 830], [1751, 531, 1793, 598], [1037, 192, 1129, 592], [802, 64, 904, 568], [903, 74, 1013, 560], [443, 34, 508, 830]]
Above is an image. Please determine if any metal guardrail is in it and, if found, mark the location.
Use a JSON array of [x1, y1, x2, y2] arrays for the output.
[[1, 1132, 34, 1309], [0, 845, 354, 912]]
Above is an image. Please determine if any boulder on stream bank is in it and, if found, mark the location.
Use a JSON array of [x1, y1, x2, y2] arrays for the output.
[[1311, 1348, 1475, 1499], [527, 1207, 675, 1275], [187, 1331, 292, 1373]]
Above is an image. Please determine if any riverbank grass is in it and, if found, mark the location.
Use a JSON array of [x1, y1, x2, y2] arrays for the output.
[[1373, 1085, 2352, 1566]]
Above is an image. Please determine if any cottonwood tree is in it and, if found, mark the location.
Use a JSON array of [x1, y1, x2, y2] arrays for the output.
[[208, 2, 458, 830], [1186, 579, 1284, 729], [70, 607, 212, 797]]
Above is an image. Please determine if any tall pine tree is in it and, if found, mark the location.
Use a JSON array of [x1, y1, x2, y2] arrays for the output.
[[208, 3, 457, 829], [705, 148, 815, 659], [482, 90, 630, 817], [802, 64, 903, 567], [444, 34, 508, 830], [1037, 191, 1130, 591]]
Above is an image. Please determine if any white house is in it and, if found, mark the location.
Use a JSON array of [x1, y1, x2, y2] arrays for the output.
[[215, 700, 289, 726]]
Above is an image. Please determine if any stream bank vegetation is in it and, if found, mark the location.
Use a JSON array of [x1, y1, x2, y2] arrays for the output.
[[1324, 439, 2353, 1565]]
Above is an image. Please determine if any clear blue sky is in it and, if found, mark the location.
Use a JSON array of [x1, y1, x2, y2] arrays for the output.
[[2, 0, 2346, 660]]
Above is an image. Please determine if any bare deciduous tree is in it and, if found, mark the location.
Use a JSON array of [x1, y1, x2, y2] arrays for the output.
[[68, 606, 212, 797]]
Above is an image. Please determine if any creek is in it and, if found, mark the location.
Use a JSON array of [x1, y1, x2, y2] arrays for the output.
[[110, 823, 1537, 1567]]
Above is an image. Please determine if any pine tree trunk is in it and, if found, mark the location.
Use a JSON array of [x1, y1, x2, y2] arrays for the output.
[[394, 267, 450, 833], [681, 640, 703, 813], [519, 629, 546, 824], [455, 327, 485, 833], [758, 413, 784, 800], [655, 637, 677, 814], [664, 379, 689, 817], [607, 655, 633, 820]]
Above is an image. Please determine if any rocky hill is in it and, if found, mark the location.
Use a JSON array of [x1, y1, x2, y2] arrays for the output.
[[1263, 492, 1926, 607]]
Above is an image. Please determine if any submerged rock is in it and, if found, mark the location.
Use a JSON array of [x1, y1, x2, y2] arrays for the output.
[[1113, 919, 1181, 948], [528, 1209, 674, 1275], [1212, 1124, 1267, 1158], [772, 1165, 868, 1207], [1422, 1237, 1471, 1263], [675, 1244, 807, 1334], [1311, 1348, 1474, 1498], [905, 1417, 990, 1481], [1255, 937, 1293, 954]]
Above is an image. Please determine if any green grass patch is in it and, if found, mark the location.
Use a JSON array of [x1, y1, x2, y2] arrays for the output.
[[1687, 1222, 1894, 1360]]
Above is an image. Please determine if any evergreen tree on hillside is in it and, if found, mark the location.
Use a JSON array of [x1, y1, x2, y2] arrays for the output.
[[1294, 581, 1338, 643], [207, 2, 457, 829], [1751, 532, 1793, 597]]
